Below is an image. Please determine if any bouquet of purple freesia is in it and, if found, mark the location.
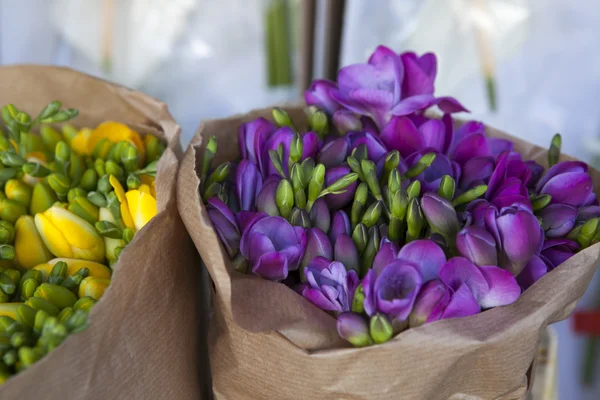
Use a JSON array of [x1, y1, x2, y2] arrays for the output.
[[179, 46, 600, 399], [200, 45, 597, 347]]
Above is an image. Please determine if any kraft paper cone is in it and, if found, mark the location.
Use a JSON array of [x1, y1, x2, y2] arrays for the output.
[[178, 105, 600, 400], [0, 66, 204, 400]]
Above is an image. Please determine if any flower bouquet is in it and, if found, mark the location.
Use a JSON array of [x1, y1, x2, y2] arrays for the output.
[[179, 46, 600, 399], [0, 66, 201, 400]]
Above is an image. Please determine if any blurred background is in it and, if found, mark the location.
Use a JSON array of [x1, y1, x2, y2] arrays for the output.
[[1, 0, 599, 397]]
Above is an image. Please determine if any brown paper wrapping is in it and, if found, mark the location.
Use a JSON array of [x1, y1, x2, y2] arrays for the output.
[[0, 66, 204, 400], [178, 106, 600, 400]]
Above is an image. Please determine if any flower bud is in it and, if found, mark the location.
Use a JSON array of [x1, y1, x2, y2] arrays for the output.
[[361, 201, 383, 228], [330, 210, 351, 243], [3, 179, 31, 207], [346, 156, 364, 181], [94, 158, 106, 177], [272, 108, 296, 130], [406, 180, 421, 200], [67, 188, 87, 203], [105, 160, 124, 181], [68, 197, 99, 225], [309, 110, 329, 138], [0, 151, 26, 168], [361, 159, 381, 200], [538, 204, 578, 238], [289, 133, 304, 165], [307, 163, 326, 206], [0, 221, 15, 244], [361, 226, 380, 276], [22, 162, 51, 178], [34, 283, 78, 309], [453, 185, 488, 207], [382, 151, 400, 186], [121, 143, 139, 174], [48, 261, 68, 285], [47, 173, 71, 198], [337, 312, 372, 347], [409, 279, 450, 328], [438, 175, 456, 201], [352, 223, 368, 255], [80, 168, 98, 192], [127, 173, 141, 190], [87, 191, 108, 208], [290, 207, 311, 229], [276, 179, 294, 219], [73, 296, 97, 312], [317, 138, 348, 168], [334, 234, 359, 273], [369, 313, 393, 344], [34, 206, 105, 262], [206, 199, 240, 258], [256, 176, 281, 217], [309, 198, 330, 233], [351, 182, 368, 227], [40, 126, 62, 152], [30, 182, 57, 215], [14, 215, 53, 269], [122, 227, 135, 244], [548, 133, 561, 167], [404, 152, 436, 179], [406, 198, 424, 242], [387, 168, 401, 194], [391, 189, 408, 220], [421, 193, 460, 243], [78, 277, 110, 300]]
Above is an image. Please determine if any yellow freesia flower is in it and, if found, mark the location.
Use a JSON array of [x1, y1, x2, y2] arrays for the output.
[[125, 190, 157, 231], [79, 277, 111, 300], [14, 215, 53, 269], [70, 127, 93, 155], [109, 175, 135, 229], [34, 206, 105, 262], [47, 258, 111, 279]]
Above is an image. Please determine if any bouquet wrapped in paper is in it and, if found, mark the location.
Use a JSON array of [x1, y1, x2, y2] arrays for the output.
[[0, 66, 202, 399], [179, 47, 600, 399]]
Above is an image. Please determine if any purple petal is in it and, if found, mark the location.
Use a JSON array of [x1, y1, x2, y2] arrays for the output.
[[330, 210, 351, 243], [253, 251, 288, 281], [401, 52, 435, 97], [440, 283, 481, 319], [496, 210, 543, 275], [263, 127, 294, 177], [541, 172, 593, 207], [460, 156, 495, 190], [236, 160, 262, 211], [441, 113, 454, 154], [419, 119, 446, 153], [303, 287, 340, 311], [577, 206, 600, 223], [248, 233, 276, 262], [397, 239, 446, 282], [541, 239, 578, 269], [302, 132, 321, 160], [309, 198, 331, 233], [318, 138, 349, 168], [372, 238, 399, 276], [324, 166, 358, 209], [453, 120, 485, 145], [347, 132, 388, 163], [305, 79, 340, 115], [456, 226, 498, 267], [409, 279, 450, 327], [488, 138, 514, 157], [539, 204, 578, 238], [256, 176, 281, 216], [333, 110, 362, 135], [517, 255, 549, 290], [238, 117, 276, 166], [302, 228, 333, 268], [477, 265, 521, 308], [380, 116, 423, 157], [390, 94, 436, 116], [434, 96, 469, 114], [439, 257, 489, 300], [536, 161, 588, 192], [334, 234, 360, 273], [337, 312, 371, 346], [486, 151, 509, 200], [452, 133, 491, 166]]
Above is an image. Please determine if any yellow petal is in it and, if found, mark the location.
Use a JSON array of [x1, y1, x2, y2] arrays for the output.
[[126, 190, 157, 231], [87, 122, 145, 163], [79, 277, 111, 300], [47, 258, 111, 279], [109, 175, 127, 203], [34, 212, 73, 258], [32, 263, 53, 280], [70, 128, 92, 155], [120, 202, 135, 230], [39, 206, 105, 262], [15, 215, 53, 269], [138, 184, 151, 195]]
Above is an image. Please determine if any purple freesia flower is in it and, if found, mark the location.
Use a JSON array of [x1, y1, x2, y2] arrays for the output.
[[347, 132, 388, 163], [363, 260, 423, 320], [256, 176, 281, 216], [330, 46, 467, 129], [236, 160, 262, 211], [536, 161, 596, 207], [305, 79, 340, 115], [206, 197, 241, 258], [485, 205, 543, 276], [334, 234, 360, 273], [517, 255, 549, 290], [238, 117, 276, 167], [456, 225, 498, 267], [372, 239, 446, 282], [405, 151, 459, 192], [486, 151, 532, 210], [302, 257, 359, 312], [240, 215, 307, 281], [380, 115, 450, 158], [459, 156, 495, 190], [330, 210, 351, 243], [301, 227, 333, 271], [400, 51, 437, 98], [317, 137, 349, 168], [439, 257, 521, 309]]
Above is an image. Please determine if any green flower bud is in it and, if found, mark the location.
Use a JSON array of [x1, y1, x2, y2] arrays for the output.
[[352, 223, 368, 255], [272, 108, 296, 130], [34, 283, 78, 309], [4, 179, 32, 206], [66, 309, 89, 333], [0, 272, 15, 296], [300, 158, 315, 185], [361, 201, 383, 229], [200, 136, 217, 183], [87, 191, 108, 208], [351, 182, 369, 227], [73, 296, 96, 313], [105, 160, 124, 180], [391, 189, 408, 220], [94, 158, 106, 177], [351, 144, 368, 162], [60, 268, 89, 292], [276, 179, 294, 219], [55, 140, 71, 165], [0, 199, 27, 224], [78, 169, 98, 192], [47, 173, 71, 198], [548, 133, 562, 168], [201, 182, 222, 203], [0, 244, 15, 261], [382, 150, 400, 185], [22, 162, 51, 178], [20, 270, 43, 286], [95, 220, 122, 239], [126, 173, 141, 190], [0, 221, 15, 244], [387, 169, 401, 194], [20, 278, 38, 301], [307, 164, 325, 205], [68, 197, 99, 225], [37, 100, 62, 120], [40, 125, 63, 152], [145, 135, 161, 163], [57, 307, 74, 325], [67, 187, 88, 203], [310, 110, 329, 138], [360, 159, 381, 200], [42, 108, 78, 123], [122, 227, 135, 244], [207, 162, 232, 187], [352, 284, 365, 313], [369, 313, 394, 344], [69, 153, 85, 185], [406, 180, 421, 200], [346, 156, 365, 181], [97, 174, 112, 194], [121, 143, 139, 174], [92, 138, 114, 160], [319, 173, 359, 197], [388, 217, 404, 242], [360, 226, 380, 277], [18, 346, 43, 368], [406, 198, 424, 242], [289, 133, 303, 165], [48, 261, 68, 285], [16, 305, 36, 330], [404, 152, 436, 179], [30, 182, 57, 215], [452, 185, 488, 207], [438, 175, 456, 201], [578, 218, 599, 249], [33, 309, 49, 335], [25, 297, 60, 316]]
